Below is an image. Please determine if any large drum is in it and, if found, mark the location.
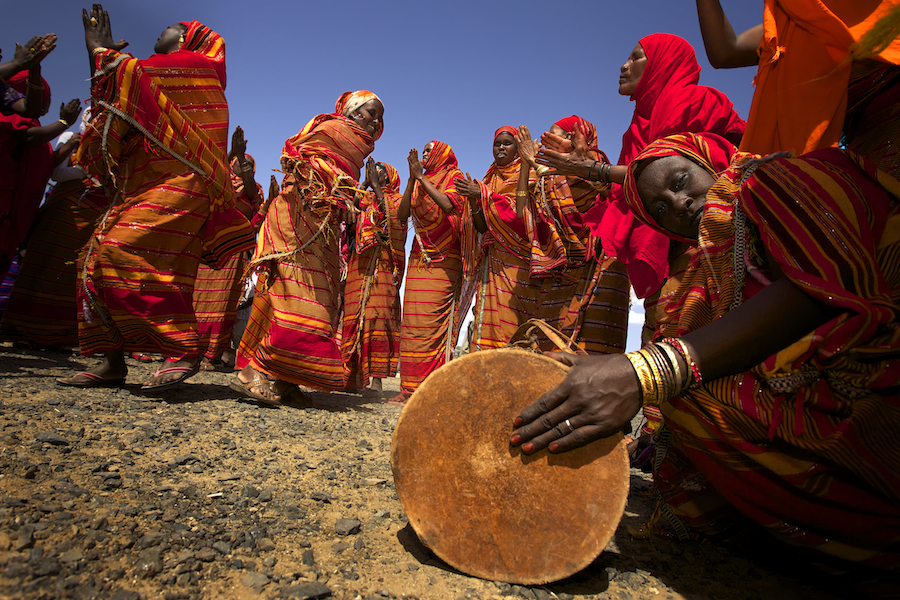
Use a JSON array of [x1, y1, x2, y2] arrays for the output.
[[390, 347, 629, 584]]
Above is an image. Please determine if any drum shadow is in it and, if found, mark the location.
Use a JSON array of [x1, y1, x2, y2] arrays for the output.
[[397, 522, 613, 594], [396, 523, 465, 576]]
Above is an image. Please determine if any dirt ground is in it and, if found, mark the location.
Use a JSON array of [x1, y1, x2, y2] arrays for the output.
[[0, 344, 856, 599]]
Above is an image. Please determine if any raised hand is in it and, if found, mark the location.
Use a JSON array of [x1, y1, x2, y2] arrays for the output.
[[454, 173, 481, 199], [59, 99, 83, 127], [231, 126, 247, 157], [509, 353, 641, 454], [407, 148, 424, 182], [267, 175, 279, 202], [83, 4, 129, 53], [515, 125, 540, 169], [536, 127, 592, 178]]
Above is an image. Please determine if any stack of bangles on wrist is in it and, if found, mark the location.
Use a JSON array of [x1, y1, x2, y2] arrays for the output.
[[58, 118, 70, 127], [535, 165, 550, 176], [587, 161, 612, 184], [623, 338, 702, 406]]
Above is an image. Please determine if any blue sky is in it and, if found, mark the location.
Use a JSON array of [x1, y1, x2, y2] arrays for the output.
[[3, 1, 762, 350]]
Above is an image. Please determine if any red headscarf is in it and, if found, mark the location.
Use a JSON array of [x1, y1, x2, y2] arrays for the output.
[[0, 71, 55, 264], [587, 33, 747, 297], [554, 116, 600, 153]]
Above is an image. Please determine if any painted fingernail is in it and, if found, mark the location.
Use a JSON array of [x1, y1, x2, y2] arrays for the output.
[[549, 443, 559, 452], [513, 417, 523, 426], [510, 435, 521, 445], [522, 442, 534, 453]]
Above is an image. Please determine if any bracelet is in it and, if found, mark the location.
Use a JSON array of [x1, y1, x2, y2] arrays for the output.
[[656, 342, 686, 393], [515, 190, 528, 197], [624, 351, 657, 405], [588, 160, 599, 181], [58, 118, 70, 127], [599, 163, 612, 184], [535, 165, 550, 176], [661, 337, 702, 389], [27, 80, 45, 90], [91, 46, 109, 57]]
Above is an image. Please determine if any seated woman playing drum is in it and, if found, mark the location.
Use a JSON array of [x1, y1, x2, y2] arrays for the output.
[[511, 132, 900, 572]]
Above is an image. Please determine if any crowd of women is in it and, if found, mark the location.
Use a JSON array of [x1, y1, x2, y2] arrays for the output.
[[1, 0, 899, 592]]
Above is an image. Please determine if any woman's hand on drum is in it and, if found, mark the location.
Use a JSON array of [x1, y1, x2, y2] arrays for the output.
[[510, 353, 641, 454]]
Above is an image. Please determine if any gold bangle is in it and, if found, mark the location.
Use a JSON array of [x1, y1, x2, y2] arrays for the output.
[[656, 342, 686, 393], [58, 118, 70, 127], [26, 80, 45, 90], [515, 190, 528, 197], [91, 46, 109, 57], [536, 165, 549, 176], [624, 351, 656, 405]]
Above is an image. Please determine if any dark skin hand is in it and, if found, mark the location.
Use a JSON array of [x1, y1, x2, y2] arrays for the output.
[[23, 99, 82, 148], [538, 129, 627, 184], [513, 125, 539, 219], [398, 147, 456, 221], [455, 173, 487, 233], [82, 4, 130, 54], [695, 0, 762, 69], [1, 35, 57, 118], [229, 126, 260, 205]]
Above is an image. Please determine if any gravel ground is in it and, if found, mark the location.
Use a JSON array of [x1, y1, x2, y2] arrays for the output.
[[0, 343, 849, 600]]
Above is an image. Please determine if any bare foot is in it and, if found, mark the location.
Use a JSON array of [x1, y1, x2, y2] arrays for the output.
[[362, 378, 383, 398]]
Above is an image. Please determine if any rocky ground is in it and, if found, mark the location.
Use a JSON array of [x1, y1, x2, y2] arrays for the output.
[[0, 343, 855, 600]]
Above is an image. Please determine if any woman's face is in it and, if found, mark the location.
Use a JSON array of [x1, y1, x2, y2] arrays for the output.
[[493, 133, 518, 167], [636, 154, 715, 240], [421, 142, 435, 164], [350, 99, 384, 137], [377, 165, 389, 187], [619, 43, 648, 96], [155, 24, 185, 54]]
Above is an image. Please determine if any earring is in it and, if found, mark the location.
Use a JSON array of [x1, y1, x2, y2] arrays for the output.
[[179, 35, 185, 44]]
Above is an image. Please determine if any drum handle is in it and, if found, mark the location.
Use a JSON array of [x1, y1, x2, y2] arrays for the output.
[[505, 318, 589, 356]]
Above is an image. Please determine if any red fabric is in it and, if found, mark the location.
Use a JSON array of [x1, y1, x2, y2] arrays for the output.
[[0, 72, 54, 267], [586, 33, 747, 297]]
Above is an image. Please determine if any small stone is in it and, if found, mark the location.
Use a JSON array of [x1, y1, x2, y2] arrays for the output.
[[35, 432, 70, 446], [135, 548, 162, 577], [241, 571, 270, 589], [257, 538, 276, 552], [334, 518, 361, 536], [213, 541, 231, 555], [332, 542, 349, 554], [171, 454, 198, 466], [195, 548, 216, 562], [176, 549, 194, 563], [364, 478, 387, 486], [309, 491, 332, 503], [280, 581, 332, 599], [242, 485, 260, 498], [59, 550, 83, 563], [301, 549, 315, 566], [258, 488, 274, 502]]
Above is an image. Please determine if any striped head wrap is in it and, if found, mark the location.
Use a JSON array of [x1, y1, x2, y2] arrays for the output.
[[422, 140, 457, 175], [376, 161, 400, 192], [622, 132, 737, 244], [179, 21, 226, 85], [494, 126, 518, 140]]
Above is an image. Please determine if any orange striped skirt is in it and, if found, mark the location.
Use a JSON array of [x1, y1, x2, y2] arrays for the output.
[[77, 172, 211, 360], [341, 242, 402, 386], [470, 245, 543, 351], [193, 252, 249, 361], [398, 249, 462, 397]]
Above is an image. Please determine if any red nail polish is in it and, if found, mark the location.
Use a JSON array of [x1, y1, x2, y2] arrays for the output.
[[522, 442, 534, 453], [513, 417, 523, 427], [510, 435, 521, 445], [549, 443, 559, 452]]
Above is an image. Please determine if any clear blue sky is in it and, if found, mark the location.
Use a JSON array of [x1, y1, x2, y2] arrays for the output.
[[3, 0, 762, 350]]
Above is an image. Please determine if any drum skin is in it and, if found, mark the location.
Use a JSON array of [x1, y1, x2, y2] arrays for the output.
[[390, 348, 629, 584]]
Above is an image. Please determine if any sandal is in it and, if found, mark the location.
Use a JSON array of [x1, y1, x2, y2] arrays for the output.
[[386, 394, 408, 406], [140, 362, 200, 391], [271, 380, 311, 406], [130, 352, 154, 363], [229, 376, 281, 407], [57, 371, 126, 388]]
